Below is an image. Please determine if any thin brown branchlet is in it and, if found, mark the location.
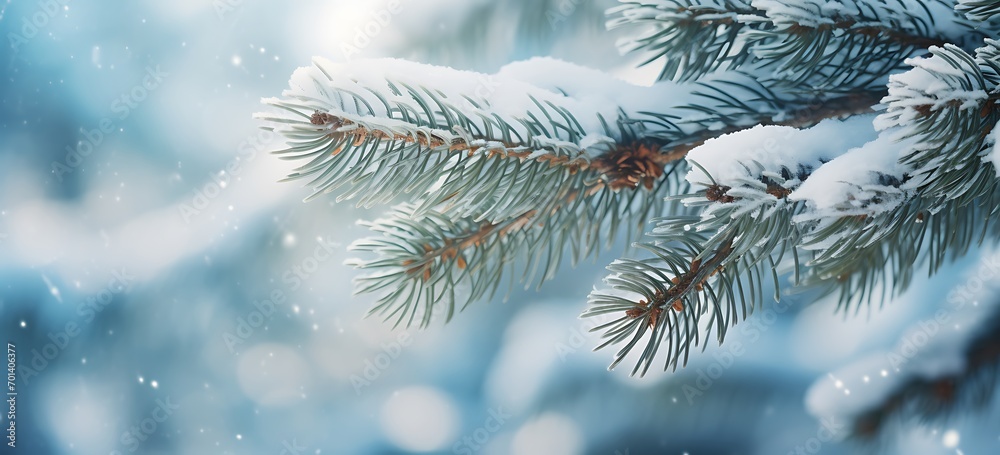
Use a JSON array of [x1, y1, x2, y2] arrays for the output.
[[626, 237, 734, 328]]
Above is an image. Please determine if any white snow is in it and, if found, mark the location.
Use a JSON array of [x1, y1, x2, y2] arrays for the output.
[[685, 115, 877, 188], [752, 0, 974, 41], [870, 45, 993, 202], [789, 134, 911, 217], [277, 56, 693, 147], [877, 52, 988, 120], [267, 56, 786, 157], [989, 120, 1000, 177], [610, 0, 754, 63]]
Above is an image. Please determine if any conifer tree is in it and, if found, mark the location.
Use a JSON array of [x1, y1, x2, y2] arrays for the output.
[[258, 0, 1000, 437]]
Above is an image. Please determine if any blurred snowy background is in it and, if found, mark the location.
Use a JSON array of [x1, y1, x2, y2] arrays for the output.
[[1, 1, 999, 454]]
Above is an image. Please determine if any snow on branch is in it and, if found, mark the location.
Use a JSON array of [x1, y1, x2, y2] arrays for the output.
[[585, 117, 880, 375], [609, 0, 984, 88], [586, 38, 1000, 370], [781, 42, 1000, 311], [257, 57, 808, 224], [958, 0, 1000, 22], [350, 171, 687, 328], [747, 0, 980, 89], [261, 56, 893, 326], [608, 0, 764, 81], [877, 41, 1000, 207], [264, 2, 1000, 374]]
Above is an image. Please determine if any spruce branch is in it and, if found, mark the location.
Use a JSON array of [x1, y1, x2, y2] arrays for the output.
[[263, 8, 1000, 380], [609, 0, 984, 88], [260, 56, 882, 203], [877, 42, 1000, 206], [747, 0, 983, 90], [958, 0, 1000, 22], [349, 205, 540, 328], [797, 40, 1000, 309], [258, 58, 742, 223], [585, 157, 806, 375], [608, 0, 765, 81], [585, 40, 1000, 374], [349, 166, 687, 328], [799, 43, 1000, 304], [260, 54, 897, 332], [797, 192, 995, 315], [257, 58, 600, 223], [651, 89, 884, 151], [587, 137, 996, 374]]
